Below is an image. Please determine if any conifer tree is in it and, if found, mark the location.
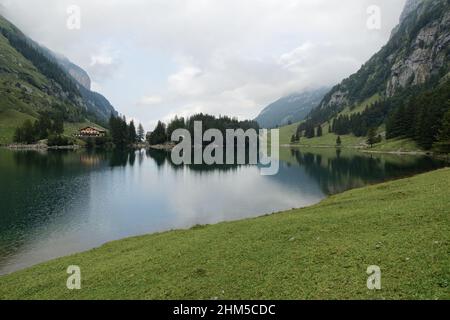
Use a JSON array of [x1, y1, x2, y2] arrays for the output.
[[137, 123, 145, 142], [433, 109, 450, 154], [366, 127, 377, 148]]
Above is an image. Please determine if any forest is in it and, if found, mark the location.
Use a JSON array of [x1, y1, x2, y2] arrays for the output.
[[295, 80, 450, 152], [147, 113, 260, 145]]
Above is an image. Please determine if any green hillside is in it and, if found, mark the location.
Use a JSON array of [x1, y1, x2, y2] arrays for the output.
[[0, 14, 115, 145], [281, 120, 421, 152], [279, 96, 386, 149], [0, 109, 35, 145]]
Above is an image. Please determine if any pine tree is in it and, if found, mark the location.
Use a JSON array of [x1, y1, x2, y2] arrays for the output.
[[15, 119, 36, 144], [366, 127, 377, 148], [148, 121, 167, 145], [305, 123, 315, 138], [34, 114, 52, 140], [109, 115, 130, 147], [317, 125, 323, 137], [128, 120, 137, 143], [137, 123, 145, 142], [433, 109, 450, 154], [52, 117, 64, 135]]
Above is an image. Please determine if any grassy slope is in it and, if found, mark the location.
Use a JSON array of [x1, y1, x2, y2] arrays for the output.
[[0, 109, 35, 145], [280, 120, 366, 148], [280, 95, 380, 148], [369, 137, 422, 153], [0, 169, 449, 300], [0, 28, 53, 145], [279, 94, 422, 152], [280, 99, 422, 152], [0, 31, 52, 115], [0, 17, 105, 145], [339, 94, 381, 117]]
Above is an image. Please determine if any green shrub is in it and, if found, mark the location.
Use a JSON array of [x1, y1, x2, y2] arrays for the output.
[[47, 134, 71, 147]]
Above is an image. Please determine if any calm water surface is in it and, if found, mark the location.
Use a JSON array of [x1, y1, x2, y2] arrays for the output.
[[0, 147, 446, 274]]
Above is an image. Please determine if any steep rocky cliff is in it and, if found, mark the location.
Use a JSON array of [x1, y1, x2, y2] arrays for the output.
[[310, 0, 449, 122], [52, 53, 91, 90], [386, 1, 449, 96]]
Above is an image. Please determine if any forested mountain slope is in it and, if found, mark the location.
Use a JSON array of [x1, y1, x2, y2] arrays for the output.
[[0, 14, 117, 143]]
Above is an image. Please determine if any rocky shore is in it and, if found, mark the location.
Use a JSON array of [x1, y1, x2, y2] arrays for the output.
[[148, 143, 176, 151], [5, 143, 81, 150]]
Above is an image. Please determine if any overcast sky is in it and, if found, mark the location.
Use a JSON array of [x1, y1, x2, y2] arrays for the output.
[[0, 0, 406, 130]]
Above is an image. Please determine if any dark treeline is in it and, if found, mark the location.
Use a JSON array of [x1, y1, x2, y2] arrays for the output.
[[147, 113, 260, 145], [330, 100, 387, 136], [386, 80, 450, 151], [295, 80, 450, 152], [109, 115, 145, 148], [296, 100, 388, 141], [13, 113, 69, 146]]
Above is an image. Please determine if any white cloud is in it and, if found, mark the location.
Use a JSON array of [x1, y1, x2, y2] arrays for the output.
[[86, 43, 121, 81], [138, 95, 163, 106], [168, 65, 204, 96]]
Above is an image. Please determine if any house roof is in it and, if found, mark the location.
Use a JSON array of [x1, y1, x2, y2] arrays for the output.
[[79, 126, 107, 132]]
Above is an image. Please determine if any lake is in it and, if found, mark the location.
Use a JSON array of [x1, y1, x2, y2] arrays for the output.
[[0, 147, 446, 275]]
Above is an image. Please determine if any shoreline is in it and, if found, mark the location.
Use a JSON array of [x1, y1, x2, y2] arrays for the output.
[[4, 144, 81, 150], [280, 143, 434, 156], [148, 143, 175, 151], [2, 142, 446, 159]]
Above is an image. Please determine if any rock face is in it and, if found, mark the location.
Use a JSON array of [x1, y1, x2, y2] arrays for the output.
[[255, 87, 329, 128], [68, 68, 91, 90], [400, 0, 424, 22], [59, 58, 91, 90], [312, 0, 449, 119], [386, 9, 450, 96]]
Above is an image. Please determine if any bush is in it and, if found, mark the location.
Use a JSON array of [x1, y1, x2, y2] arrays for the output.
[[47, 134, 71, 147]]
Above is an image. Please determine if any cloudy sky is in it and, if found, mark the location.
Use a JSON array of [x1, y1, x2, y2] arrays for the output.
[[0, 0, 406, 130]]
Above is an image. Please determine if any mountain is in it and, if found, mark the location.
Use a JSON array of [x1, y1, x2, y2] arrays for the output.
[[255, 87, 329, 128], [41, 48, 117, 122], [0, 13, 117, 142], [308, 0, 449, 124], [294, 0, 450, 151], [40, 48, 91, 90]]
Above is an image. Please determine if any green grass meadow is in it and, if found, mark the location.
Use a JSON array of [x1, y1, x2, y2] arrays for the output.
[[0, 109, 35, 145]]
